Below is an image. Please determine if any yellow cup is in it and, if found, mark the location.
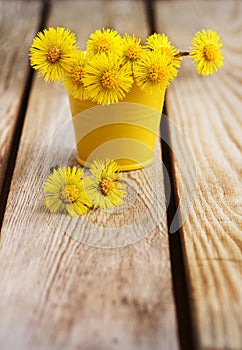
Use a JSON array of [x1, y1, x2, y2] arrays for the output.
[[69, 84, 165, 171]]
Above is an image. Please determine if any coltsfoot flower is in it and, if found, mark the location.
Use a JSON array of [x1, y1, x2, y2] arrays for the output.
[[122, 34, 143, 68], [86, 28, 123, 56], [190, 29, 224, 76], [63, 50, 88, 100], [134, 51, 178, 94], [146, 33, 181, 68], [29, 27, 78, 82], [43, 166, 91, 216], [85, 160, 127, 210], [83, 53, 133, 104]]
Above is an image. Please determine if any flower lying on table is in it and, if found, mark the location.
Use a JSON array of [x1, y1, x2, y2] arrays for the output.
[[85, 159, 126, 210], [43, 160, 126, 216], [43, 166, 91, 216], [29, 27, 224, 105]]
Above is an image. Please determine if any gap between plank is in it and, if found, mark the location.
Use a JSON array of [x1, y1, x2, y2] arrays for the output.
[[143, 0, 198, 348], [144, 0, 156, 34], [0, 1, 51, 233], [160, 106, 198, 350]]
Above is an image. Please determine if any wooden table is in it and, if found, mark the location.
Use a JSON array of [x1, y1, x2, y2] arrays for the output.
[[0, 1, 241, 349]]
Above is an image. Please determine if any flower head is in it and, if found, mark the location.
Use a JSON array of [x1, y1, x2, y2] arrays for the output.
[[86, 28, 123, 56], [63, 50, 88, 100], [85, 160, 126, 210], [146, 33, 177, 56], [134, 51, 178, 94], [83, 53, 133, 104], [146, 33, 181, 68], [29, 27, 78, 82], [190, 29, 224, 76], [122, 34, 143, 68], [43, 166, 91, 216]]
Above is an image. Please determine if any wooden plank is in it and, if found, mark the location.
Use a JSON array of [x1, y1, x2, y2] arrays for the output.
[[155, 1, 242, 349], [0, 0, 41, 198], [0, 1, 179, 349]]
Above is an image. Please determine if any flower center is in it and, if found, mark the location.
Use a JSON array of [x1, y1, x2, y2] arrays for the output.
[[96, 38, 112, 53], [71, 66, 84, 85], [203, 44, 218, 62], [148, 64, 166, 83], [101, 70, 120, 90], [60, 185, 79, 203], [100, 177, 113, 195], [126, 45, 141, 61], [46, 46, 61, 63]]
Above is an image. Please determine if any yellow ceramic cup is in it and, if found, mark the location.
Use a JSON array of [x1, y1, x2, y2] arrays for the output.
[[69, 84, 165, 171]]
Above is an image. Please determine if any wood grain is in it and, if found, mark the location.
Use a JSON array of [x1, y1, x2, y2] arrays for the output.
[[156, 1, 242, 349], [0, 1, 179, 349], [0, 1, 41, 198]]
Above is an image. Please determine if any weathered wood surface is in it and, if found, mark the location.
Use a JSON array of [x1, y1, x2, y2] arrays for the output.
[[0, 1, 41, 198], [0, 1, 179, 350], [156, 1, 242, 349]]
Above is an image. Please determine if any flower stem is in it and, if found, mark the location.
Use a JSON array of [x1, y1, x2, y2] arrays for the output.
[[175, 51, 190, 58]]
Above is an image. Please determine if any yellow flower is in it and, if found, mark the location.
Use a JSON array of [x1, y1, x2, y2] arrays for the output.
[[134, 51, 178, 94], [146, 33, 177, 56], [122, 34, 143, 68], [43, 166, 91, 216], [63, 51, 88, 100], [83, 53, 133, 104], [190, 29, 224, 76], [29, 27, 78, 82], [146, 33, 181, 68], [85, 160, 126, 210], [86, 28, 123, 56]]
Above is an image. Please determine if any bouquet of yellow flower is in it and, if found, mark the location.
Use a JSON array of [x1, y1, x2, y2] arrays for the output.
[[29, 27, 224, 105]]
